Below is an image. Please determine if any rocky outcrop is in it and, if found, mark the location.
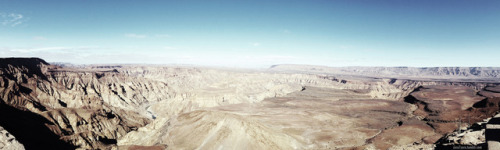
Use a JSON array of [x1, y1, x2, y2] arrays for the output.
[[0, 126, 24, 150], [435, 113, 500, 149], [486, 113, 500, 150], [433, 109, 500, 149]]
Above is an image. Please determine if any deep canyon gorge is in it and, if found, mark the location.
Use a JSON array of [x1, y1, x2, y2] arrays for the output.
[[1, 58, 500, 150]]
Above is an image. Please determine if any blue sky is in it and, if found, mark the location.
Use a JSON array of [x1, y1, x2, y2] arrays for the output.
[[1, 0, 499, 67]]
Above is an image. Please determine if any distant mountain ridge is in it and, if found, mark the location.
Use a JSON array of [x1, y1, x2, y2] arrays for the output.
[[269, 64, 500, 80]]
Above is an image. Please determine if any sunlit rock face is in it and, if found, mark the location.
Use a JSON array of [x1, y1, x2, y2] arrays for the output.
[[0, 126, 24, 150], [1, 58, 500, 149]]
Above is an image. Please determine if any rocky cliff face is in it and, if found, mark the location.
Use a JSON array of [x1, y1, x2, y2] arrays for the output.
[[0, 58, 148, 149], [1, 58, 499, 149]]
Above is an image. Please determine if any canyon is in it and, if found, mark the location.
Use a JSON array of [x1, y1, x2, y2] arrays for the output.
[[1, 58, 499, 150]]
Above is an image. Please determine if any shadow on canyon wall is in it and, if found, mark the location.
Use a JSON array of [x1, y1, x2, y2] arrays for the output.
[[0, 101, 78, 150]]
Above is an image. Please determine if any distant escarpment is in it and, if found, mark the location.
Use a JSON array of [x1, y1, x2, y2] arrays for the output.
[[270, 64, 500, 81]]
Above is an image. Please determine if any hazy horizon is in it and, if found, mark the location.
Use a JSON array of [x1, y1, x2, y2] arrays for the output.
[[5, 57, 500, 69], [1, 0, 499, 68]]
